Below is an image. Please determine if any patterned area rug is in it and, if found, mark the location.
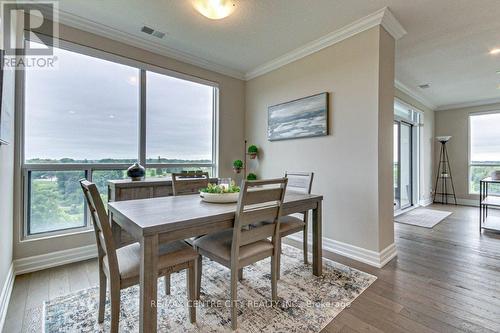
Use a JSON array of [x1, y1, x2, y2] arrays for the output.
[[395, 208, 452, 228], [40, 245, 375, 333]]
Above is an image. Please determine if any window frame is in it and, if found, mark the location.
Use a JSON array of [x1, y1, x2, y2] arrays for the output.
[[468, 110, 500, 195], [20, 36, 219, 240]]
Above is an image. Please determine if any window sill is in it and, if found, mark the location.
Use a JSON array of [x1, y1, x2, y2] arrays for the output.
[[22, 227, 94, 243]]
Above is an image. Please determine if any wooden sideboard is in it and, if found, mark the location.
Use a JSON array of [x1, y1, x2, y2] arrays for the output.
[[108, 178, 174, 202], [108, 177, 219, 202]]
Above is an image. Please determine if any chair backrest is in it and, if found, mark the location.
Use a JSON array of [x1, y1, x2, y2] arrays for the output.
[[285, 171, 314, 194], [232, 178, 288, 253], [171, 171, 210, 196], [79, 179, 119, 274]]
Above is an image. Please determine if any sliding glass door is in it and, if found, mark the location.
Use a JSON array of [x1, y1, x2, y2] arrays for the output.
[[394, 121, 413, 210]]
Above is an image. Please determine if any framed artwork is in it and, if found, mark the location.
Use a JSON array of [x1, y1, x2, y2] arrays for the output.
[[268, 92, 328, 141]]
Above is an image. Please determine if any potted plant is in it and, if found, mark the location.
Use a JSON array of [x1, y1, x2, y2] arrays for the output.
[[247, 145, 258, 159], [247, 173, 257, 181], [233, 159, 243, 173]]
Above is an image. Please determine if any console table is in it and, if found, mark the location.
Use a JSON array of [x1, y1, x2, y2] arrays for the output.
[[479, 177, 500, 232]]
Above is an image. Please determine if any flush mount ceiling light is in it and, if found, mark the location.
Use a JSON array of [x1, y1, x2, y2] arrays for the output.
[[490, 48, 500, 55], [192, 0, 235, 20]]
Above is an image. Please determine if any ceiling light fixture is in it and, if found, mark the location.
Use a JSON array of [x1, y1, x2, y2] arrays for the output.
[[490, 48, 500, 55], [192, 0, 235, 20]]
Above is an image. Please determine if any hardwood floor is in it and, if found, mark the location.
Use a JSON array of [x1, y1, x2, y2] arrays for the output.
[[3, 204, 500, 332]]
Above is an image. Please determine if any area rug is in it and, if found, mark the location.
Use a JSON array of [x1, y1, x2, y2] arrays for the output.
[[39, 245, 375, 333], [395, 208, 452, 228]]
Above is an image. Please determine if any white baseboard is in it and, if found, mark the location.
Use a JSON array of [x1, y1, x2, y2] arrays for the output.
[[419, 198, 433, 207], [287, 234, 397, 268], [13, 245, 97, 275], [0, 263, 15, 332]]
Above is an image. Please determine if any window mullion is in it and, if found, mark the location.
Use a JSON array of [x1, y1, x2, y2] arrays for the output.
[[139, 69, 146, 166]]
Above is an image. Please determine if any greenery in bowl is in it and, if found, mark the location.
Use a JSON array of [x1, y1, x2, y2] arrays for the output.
[[233, 159, 243, 169], [247, 145, 258, 154], [200, 182, 240, 194], [247, 173, 257, 181]]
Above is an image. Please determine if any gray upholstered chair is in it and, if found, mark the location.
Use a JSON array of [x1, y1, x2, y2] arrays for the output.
[[276, 171, 314, 278], [79, 180, 198, 332], [194, 178, 288, 330]]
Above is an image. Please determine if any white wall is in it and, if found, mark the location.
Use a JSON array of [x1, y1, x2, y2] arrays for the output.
[[245, 26, 396, 256], [0, 59, 15, 325]]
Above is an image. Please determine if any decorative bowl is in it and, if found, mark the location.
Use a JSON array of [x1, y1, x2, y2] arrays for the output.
[[200, 192, 239, 203]]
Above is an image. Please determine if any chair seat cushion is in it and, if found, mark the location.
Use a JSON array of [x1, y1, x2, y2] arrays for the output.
[[279, 215, 306, 234], [193, 229, 273, 263], [104, 241, 198, 280]]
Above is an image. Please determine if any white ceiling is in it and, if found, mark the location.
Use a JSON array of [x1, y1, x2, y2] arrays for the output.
[[56, 0, 500, 110]]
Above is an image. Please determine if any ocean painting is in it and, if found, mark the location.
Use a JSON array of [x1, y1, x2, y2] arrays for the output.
[[268, 92, 328, 141]]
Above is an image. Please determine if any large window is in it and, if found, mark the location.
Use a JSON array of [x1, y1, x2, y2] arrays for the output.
[[23, 41, 217, 237], [469, 112, 500, 194]]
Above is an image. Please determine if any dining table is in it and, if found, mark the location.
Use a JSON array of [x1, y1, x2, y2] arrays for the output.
[[107, 190, 323, 333]]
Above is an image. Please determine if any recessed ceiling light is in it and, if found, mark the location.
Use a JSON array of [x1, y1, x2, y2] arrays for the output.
[[490, 48, 500, 55], [192, 0, 235, 20]]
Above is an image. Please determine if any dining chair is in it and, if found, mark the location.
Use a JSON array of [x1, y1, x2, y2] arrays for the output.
[[277, 171, 314, 279], [171, 171, 210, 196], [194, 178, 288, 330], [79, 180, 198, 333], [163, 171, 210, 295]]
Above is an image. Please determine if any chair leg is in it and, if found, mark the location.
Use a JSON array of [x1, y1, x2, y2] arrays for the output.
[[195, 255, 202, 300], [303, 223, 309, 265], [98, 264, 107, 323], [164, 274, 171, 295], [271, 255, 278, 301], [276, 237, 282, 280], [230, 267, 238, 331], [238, 268, 243, 281], [110, 280, 121, 333], [187, 264, 196, 323]]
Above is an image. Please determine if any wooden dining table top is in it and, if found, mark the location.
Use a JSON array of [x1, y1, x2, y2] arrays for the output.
[[108, 191, 323, 236]]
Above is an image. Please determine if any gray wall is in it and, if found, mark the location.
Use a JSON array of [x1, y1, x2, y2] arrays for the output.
[[12, 22, 246, 260], [435, 102, 500, 201], [245, 26, 396, 253]]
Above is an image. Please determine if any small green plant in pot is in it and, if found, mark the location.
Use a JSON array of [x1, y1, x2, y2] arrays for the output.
[[233, 159, 243, 173], [247, 173, 257, 181], [247, 145, 258, 159]]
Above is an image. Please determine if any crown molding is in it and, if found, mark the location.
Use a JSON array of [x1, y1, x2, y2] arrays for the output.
[[395, 79, 437, 110], [55, 9, 246, 80], [435, 97, 500, 111], [379, 7, 407, 40], [51, 7, 405, 83], [245, 7, 406, 80]]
